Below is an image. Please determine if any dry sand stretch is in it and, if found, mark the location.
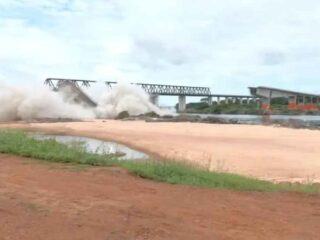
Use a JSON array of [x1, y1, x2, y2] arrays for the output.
[[1, 120, 320, 183]]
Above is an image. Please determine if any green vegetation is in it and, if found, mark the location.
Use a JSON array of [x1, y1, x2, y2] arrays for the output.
[[181, 102, 262, 114], [0, 130, 119, 166], [0, 129, 318, 193], [183, 98, 320, 115], [122, 161, 319, 193]]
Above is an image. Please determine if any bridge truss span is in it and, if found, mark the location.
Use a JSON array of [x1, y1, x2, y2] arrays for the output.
[[45, 78, 96, 91], [44, 78, 97, 107], [134, 83, 211, 96], [45, 77, 262, 112]]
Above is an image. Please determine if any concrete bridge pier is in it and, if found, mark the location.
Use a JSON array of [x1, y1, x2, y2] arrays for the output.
[[208, 96, 213, 106], [178, 95, 186, 112], [217, 97, 221, 105]]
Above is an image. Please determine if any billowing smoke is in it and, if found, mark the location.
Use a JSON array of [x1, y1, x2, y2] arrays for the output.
[[0, 81, 165, 121], [0, 82, 95, 121], [96, 84, 163, 118]]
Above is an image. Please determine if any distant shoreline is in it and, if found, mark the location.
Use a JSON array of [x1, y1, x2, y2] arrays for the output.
[[145, 113, 320, 130]]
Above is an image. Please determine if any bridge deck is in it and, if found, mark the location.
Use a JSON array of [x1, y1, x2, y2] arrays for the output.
[[210, 94, 258, 98], [45, 78, 259, 99]]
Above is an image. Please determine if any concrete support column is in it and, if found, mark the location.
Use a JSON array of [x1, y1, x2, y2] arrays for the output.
[[208, 96, 213, 106], [150, 95, 159, 106], [247, 98, 250, 104], [240, 98, 244, 105], [261, 98, 271, 110], [225, 98, 229, 104], [288, 96, 298, 110], [178, 95, 186, 112], [217, 97, 221, 105], [297, 96, 301, 105], [267, 90, 272, 106], [292, 96, 297, 105]]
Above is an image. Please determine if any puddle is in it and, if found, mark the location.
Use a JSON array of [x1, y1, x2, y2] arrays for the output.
[[32, 134, 149, 161]]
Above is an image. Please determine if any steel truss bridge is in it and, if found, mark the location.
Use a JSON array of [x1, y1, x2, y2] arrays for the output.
[[45, 78, 211, 96], [133, 83, 211, 96], [44, 78, 258, 111]]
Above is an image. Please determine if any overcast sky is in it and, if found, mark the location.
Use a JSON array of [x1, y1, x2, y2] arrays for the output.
[[1, 0, 320, 97]]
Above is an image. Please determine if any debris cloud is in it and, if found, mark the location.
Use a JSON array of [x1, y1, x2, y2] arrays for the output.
[[0, 81, 164, 121], [96, 84, 163, 118]]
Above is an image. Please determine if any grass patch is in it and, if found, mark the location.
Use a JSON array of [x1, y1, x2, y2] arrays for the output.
[[122, 161, 319, 193], [0, 129, 318, 193], [0, 130, 119, 166]]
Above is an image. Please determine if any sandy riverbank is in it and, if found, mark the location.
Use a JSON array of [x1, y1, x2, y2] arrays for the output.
[[1, 120, 320, 183]]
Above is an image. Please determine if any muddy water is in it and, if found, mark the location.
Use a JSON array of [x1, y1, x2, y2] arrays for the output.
[[33, 134, 149, 160]]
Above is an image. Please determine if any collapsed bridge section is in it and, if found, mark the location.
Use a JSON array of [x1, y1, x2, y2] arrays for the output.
[[45, 78, 97, 107]]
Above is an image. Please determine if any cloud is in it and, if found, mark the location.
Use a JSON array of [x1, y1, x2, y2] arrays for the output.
[[1, 0, 320, 99]]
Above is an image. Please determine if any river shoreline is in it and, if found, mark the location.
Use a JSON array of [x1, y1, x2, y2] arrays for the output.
[[142, 113, 320, 130]]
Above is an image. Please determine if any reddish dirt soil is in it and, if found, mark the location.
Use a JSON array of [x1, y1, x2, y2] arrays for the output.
[[1, 154, 319, 240]]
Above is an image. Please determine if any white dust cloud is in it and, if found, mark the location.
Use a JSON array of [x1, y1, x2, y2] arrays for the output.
[[0, 82, 95, 121], [0, 81, 165, 121], [95, 84, 163, 118]]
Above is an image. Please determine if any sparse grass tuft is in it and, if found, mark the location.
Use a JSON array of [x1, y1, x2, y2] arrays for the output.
[[0, 129, 319, 193], [122, 161, 319, 193]]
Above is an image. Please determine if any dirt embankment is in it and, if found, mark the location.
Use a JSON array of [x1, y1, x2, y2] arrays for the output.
[[1, 155, 320, 240], [1, 120, 320, 183]]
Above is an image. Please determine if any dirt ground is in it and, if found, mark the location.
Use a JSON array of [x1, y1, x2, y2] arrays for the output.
[[1, 120, 320, 182], [0, 154, 319, 240]]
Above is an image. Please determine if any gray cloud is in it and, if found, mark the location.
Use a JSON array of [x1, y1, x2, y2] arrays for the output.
[[1, 0, 320, 97], [262, 51, 286, 66]]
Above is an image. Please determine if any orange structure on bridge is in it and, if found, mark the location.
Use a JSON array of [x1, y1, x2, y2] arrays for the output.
[[249, 86, 320, 111]]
